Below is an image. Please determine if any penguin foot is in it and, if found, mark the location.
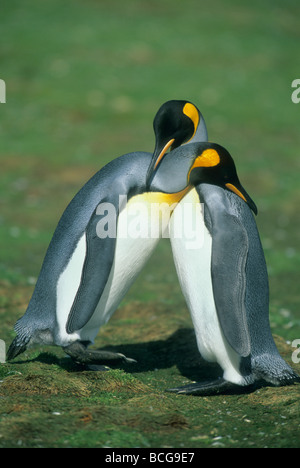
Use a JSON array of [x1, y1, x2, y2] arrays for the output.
[[165, 378, 256, 396], [63, 341, 137, 366]]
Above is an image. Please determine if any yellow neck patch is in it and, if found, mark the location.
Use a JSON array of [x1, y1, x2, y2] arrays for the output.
[[183, 103, 200, 141], [130, 188, 191, 219], [139, 187, 191, 207]]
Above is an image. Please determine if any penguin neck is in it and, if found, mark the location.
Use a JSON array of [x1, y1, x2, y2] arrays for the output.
[[143, 186, 191, 206], [188, 116, 208, 144]]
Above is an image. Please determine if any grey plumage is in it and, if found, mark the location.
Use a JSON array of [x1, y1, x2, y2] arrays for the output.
[[149, 140, 299, 391], [8, 98, 299, 394], [198, 184, 299, 386]]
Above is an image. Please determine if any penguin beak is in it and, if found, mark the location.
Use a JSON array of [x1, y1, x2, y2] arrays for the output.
[[225, 182, 258, 215], [146, 138, 175, 189]]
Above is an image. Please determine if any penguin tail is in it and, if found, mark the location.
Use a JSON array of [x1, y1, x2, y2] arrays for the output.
[[7, 334, 30, 361], [252, 354, 300, 387], [279, 369, 300, 386], [7, 317, 32, 361]]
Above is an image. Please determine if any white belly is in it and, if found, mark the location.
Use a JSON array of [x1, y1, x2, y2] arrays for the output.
[[169, 189, 245, 385], [79, 218, 160, 342], [56, 193, 173, 345], [56, 234, 87, 344]]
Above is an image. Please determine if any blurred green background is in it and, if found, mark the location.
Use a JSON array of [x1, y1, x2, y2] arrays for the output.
[[1, 0, 299, 334], [0, 0, 300, 448]]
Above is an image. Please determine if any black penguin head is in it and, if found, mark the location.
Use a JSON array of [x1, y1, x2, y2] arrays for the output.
[[188, 144, 258, 215], [146, 100, 201, 188], [153, 100, 199, 151]]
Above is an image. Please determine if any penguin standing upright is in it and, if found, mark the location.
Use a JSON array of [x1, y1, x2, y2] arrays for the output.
[[7, 101, 204, 364], [9, 98, 297, 395], [147, 138, 299, 394]]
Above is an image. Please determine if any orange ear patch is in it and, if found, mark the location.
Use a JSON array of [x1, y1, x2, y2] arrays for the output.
[[188, 148, 220, 180], [183, 103, 200, 141], [196, 148, 221, 167]]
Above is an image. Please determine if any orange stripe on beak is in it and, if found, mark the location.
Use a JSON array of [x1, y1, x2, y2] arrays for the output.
[[225, 183, 247, 203], [154, 138, 175, 169]]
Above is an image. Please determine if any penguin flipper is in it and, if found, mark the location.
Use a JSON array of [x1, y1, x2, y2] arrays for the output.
[[197, 186, 251, 358], [211, 212, 251, 357], [66, 207, 117, 334]]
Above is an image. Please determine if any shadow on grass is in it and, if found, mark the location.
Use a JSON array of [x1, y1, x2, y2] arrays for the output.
[[10, 329, 283, 396], [99, 328, 223, 381], [19, 328, 223, 383]]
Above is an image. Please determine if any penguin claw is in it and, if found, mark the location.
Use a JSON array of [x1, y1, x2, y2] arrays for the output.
[[87, 364, 111, 372], [120, 355, 137, 364]]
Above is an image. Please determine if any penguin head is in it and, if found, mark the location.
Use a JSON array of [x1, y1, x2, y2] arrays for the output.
[[188, 144, 258, 215], [149, 141, 258, 215], [146, 100, 207, 188]]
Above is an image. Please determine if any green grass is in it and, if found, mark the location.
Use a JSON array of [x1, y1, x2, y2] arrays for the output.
[[0, 0, 300, 448]]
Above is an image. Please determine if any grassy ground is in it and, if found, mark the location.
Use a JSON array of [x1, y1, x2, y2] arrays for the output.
[[0, 0, 300, 448]]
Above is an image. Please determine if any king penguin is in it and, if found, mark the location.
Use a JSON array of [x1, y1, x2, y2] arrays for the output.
[[7, 100, 206, 365], [147, 134, 300, 395]]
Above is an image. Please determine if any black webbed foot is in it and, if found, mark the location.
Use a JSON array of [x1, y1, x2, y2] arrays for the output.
[[63, 341, 137, 368], [166, 378, 256, 396]]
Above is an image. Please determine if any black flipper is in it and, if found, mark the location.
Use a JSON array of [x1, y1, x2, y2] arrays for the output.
[[66, 205, 118, 334], [196, 185, 251, 358]]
